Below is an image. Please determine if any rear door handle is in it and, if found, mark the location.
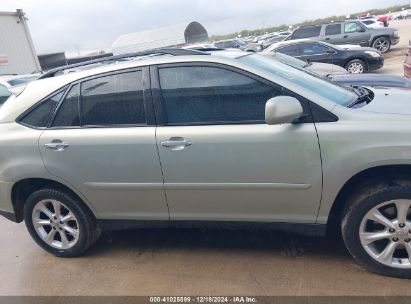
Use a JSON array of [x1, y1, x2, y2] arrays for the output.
[[343, 35, 349, 38], [44, 140, 69, 151], [161, 137, 192, 150]]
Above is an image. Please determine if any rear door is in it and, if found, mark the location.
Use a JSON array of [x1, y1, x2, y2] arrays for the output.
[[324, 24, 344, 44], [39, 68, 169, 220], [152, 63, 323, 223]]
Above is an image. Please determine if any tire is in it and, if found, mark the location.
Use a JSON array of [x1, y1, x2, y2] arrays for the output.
[[372, 37, 391, 53], [345, 59, 366, 74], [24, 188, 100, 257], [342, 181, 411, 278]]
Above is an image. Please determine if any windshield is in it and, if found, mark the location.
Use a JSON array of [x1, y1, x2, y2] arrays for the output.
[[239, 54, 357, 106]]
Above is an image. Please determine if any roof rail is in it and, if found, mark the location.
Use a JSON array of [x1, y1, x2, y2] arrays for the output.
[[38, 48, 206, 79]]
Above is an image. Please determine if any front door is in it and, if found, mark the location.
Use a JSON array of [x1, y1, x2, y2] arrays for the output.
[[153, 64, 323, 223], [39, 69, 169, 220]]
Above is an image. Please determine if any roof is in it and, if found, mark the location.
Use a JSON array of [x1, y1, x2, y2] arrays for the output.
[[112, 21, 208, 55]]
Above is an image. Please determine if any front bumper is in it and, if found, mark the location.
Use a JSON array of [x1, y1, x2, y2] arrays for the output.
[[0, 210, 17, 222], [391, 37, 400, 46], [368, 56, 384, 71]]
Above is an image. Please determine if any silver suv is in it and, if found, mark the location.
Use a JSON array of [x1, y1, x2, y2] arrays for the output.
[[1, 49, 411, 278]]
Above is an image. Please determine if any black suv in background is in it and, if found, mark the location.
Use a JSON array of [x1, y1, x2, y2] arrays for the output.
[[288, 21, 399, 53]]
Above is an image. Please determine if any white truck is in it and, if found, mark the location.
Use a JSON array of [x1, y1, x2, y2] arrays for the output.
[[0, 9, 40, 75]]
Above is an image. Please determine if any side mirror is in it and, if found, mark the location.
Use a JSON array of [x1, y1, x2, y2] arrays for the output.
[[265, 96, 303, 125]]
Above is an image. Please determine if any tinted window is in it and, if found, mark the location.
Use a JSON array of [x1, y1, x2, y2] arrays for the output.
[[20, 91, 64, 128], [292, 26, 322, 39], [0, 84, 11, 105], [159, 66, 283, 124], [300, 43, 329, 55], [277, 45, 299, 56], [325, 24, 341, 36], [362, 20, 373, 25], [52, 84, 80, 127], [345, 22, 362, 33], [81, 71, 146, 126]]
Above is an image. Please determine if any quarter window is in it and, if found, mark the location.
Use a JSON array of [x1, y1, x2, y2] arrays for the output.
[[325, 24, 342, 36], [20, 91, 64, 128], [159, 66, 283, 124], [80, 71, 146, 126]]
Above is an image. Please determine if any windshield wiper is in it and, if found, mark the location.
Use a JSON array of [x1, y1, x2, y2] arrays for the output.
[[347, 86, 373, 108]]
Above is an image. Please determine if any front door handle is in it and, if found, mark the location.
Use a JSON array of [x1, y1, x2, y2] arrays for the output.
[[161, 137, 192, 151], [44, 140, 69, 151]]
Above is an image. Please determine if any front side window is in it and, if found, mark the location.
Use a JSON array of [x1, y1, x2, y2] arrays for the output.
[[345, 22, 363, 33], [159, 66, 283, 124], [325, 24, 342, 36], [80, 71, 146, 126], [20, 91, 65, 128]]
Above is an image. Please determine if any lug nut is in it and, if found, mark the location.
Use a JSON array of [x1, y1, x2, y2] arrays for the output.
[[393, 237, 399, 242], [54, 216, 57, 220], [389, 228, 396, 233], [59, 221, 63, 225], [405, 239, 411, 243], [400, 223, 406, 228], [52, 227, 56, 230]]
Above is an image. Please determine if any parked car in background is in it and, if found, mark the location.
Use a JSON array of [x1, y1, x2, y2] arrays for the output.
[[214, 39, 262, 52], [404, 40, 411, 79], [376, 15, 391, 27], [264, 39, 384, 73], [331, 74, 411, 89], [360, 19, 385, 29], [263, 51, 348, 76], [288, 21, 399, 53]]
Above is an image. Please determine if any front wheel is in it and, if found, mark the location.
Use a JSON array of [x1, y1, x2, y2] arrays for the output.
[[372, 37, 391, 53], [345, 59, 366, 74], [342, 183, 411, 278], [24, 188, 100, 257]]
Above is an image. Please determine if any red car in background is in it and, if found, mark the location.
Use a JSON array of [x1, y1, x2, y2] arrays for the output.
[[358, 13, 391, 27], [404, 41, 411, 78]]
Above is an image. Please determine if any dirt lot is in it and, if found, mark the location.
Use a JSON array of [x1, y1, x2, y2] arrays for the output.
[[1, 19, 411, 298]]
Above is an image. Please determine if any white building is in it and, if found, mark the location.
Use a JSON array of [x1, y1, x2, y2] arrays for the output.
[[112, 21, 209, 55], [0, 9, 40, 75]]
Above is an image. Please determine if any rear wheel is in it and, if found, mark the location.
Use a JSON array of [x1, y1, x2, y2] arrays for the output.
[[345, 59, 366, 74], [372, 37, 391, 53], [342, 182, 411, 278], [24, 188, 100, 257]]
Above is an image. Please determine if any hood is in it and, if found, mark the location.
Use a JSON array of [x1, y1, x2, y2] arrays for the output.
[[306, 62, 348, 76], [360, 87, 411, 115], [337, 45, 378, 52]]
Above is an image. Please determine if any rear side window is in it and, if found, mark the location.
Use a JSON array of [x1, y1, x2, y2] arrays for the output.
[[159, 66, 283, 124], [325, 24, 341, 36], [300, 43, 329, 55], [52, 84, 80, 127], [277, 45, 299, 56], [80, 71, 146, 126], [20, 91, 64, 128], [292, 26, 322, 39]]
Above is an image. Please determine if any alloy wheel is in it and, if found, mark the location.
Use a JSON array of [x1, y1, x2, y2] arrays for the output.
[[32, 199, 80, 250], [359, 200, 411, 269], [347, 62, 364, 74], [375, 40, 389, 53]]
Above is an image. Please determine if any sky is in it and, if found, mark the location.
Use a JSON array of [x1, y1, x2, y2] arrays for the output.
[[0, 0, 409, 55]]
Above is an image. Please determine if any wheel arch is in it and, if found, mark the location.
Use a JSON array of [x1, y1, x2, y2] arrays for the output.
[[371, 35, 391, 46], [326, 164, 411, 235], [11, 178, 96, 223]]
